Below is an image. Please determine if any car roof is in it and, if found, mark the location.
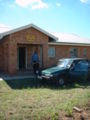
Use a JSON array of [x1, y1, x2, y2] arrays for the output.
[[58, 58, 88, 61]]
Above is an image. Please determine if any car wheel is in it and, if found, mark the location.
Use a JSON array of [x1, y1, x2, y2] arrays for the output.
[[58, 78, 64, 86]]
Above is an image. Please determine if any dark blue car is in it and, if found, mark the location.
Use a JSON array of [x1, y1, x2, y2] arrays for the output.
[[39, 58, 90, 85]]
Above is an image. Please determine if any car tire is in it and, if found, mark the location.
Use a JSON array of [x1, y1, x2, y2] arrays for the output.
[[58, 78, 65, 86]]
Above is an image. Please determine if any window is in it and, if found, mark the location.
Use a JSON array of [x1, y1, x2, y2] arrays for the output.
[[74, 61, 89, 70], [83, 48, 87, 57], [48, 47, 55, 57], [70, 48, 78, 58]]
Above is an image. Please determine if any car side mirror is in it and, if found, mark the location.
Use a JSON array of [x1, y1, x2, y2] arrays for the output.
[[70, 66, 75, 70], [70, 64, 75, 70]]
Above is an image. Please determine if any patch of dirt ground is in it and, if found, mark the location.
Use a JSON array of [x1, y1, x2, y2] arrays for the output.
[[59, 101, 90, 120]]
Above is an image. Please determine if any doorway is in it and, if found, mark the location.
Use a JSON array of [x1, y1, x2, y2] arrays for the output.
[[18, 47, 26, 70]]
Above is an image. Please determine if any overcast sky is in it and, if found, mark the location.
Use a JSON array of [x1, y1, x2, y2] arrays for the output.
[[0, 0, 90, 38]]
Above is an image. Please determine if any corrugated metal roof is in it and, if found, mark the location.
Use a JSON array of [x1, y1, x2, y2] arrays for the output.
[[52, 33, 90, 44], [0, 24, 58, 40], [0, 23, 90, 45]]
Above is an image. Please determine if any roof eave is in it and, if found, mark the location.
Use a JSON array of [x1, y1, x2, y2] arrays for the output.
[[48, 42, 90, 46], [0, 23, 58, 40]]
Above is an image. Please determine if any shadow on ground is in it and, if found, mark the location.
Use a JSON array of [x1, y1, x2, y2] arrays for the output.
[[4, 78, 90, 90]]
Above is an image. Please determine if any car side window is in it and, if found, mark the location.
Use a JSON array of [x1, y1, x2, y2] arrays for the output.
[[74, 63, 80, 70], [74, 61, 89, 70]]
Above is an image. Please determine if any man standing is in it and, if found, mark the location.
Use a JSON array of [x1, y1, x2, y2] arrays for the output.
[[31, 50, 39, 75]]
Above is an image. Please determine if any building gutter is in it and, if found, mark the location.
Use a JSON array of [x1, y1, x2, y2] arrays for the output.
[[48, 42, 90, 47]]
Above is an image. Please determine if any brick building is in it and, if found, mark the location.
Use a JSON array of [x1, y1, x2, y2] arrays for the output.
[[0, 24, 90, 75]]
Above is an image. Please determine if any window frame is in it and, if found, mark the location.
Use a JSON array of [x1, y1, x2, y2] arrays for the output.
[[83, 48, 87, 57], [70, 48, 78, 58], [48, 47, 56, 58]]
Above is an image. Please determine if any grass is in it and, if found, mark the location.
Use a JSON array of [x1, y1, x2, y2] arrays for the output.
[[0, 79, 90, 120]]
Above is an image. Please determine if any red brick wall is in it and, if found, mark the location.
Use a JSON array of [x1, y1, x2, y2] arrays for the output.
[[47, 44, 90, 67], [0, 44, 4, 71], [0, 36, 10, 73], [7, 27, 49, 75]]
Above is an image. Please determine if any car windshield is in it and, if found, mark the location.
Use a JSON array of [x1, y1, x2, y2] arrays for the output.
[[57, 59, 73, 68]]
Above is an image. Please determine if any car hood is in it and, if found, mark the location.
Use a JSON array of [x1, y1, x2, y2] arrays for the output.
[[42, 66, 67, 75]]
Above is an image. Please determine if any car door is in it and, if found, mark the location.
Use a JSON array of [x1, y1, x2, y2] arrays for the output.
[[69, 61, 89, 80]]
